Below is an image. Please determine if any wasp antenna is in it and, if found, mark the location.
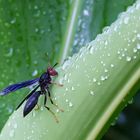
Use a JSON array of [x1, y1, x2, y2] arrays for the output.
[[53, 62, 58, 68]]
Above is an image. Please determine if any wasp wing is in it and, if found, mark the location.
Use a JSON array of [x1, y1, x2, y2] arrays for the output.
[[0, 78, 39, 96], [16, 85, 40, 110], [23, 91, 41, 117]]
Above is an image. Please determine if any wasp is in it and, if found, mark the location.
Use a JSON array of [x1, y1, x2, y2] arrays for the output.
[[0, 63, 63, 122]]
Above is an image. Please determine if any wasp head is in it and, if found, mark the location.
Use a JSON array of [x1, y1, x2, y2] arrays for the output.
[[47, 63, 58, 76]]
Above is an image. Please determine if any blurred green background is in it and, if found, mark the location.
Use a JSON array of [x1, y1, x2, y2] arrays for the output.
[[0, 0, 139, 139]]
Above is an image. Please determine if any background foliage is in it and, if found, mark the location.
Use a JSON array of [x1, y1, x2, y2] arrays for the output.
[[0, 0, 139, 139]]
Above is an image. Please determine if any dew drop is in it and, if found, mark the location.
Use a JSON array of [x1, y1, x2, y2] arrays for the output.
[[67, 79, 70, 83], [133, 48, 137, 53], [69, 102, 73, 107], [136, 43, 140, 49], [124, 17, 129, 24], [32, 69, 38, 76], [40, 106, 44, 111], [34, 5, 38, 10], [104, 69, 108, 73], [89, 46, 94, 54], [32, 112, 36, 117], [105, 40, 108, 45], [56, 109, 59, 113], [110, 64, 114, 68], [83, 9, 89, 16], [13, 123, 18, 129], [128, 98, 133, 104], [65, 99, 69, 103], [126, 56, 131, 61], [33, 60, 38, 65], [5, 48, 14, 57], [133, 56, 137, 59], [101, 76, 106, 81], [31, 130, 34, 134], [93, 78, 97, 82], [10, 18, 16, 24], [7, 106, 14, 114], [7, 122, 11, 127], [97, 82, 101, 85], [9, 130, 15, 137], [114, 26, 118, 31], [59, 78, 64, 85], [136, 33, 140, 39], [35, 28, 39, 32], [90, 90, 95, 96], [71, 86, 75, 91]]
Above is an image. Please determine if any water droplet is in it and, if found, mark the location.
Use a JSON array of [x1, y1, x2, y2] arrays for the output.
[[67, 79, 70, 83], [104, 69, 108, 73], [65, 99, 69, 103], [32, 112, 36, 117], [40, 106, 44, 111], [90, 90, 95, 96], [105, 40, 108, 45], [136, 33, 140, 39], [32, 70, 38, 76], [128, 98, 133, 104], [93, 78, 97, 82], [7, 106, 14, 114], [7, 122, 11, 127], [9, 130, 15, 137], [114, 26, 118, 31], [34, 5, 38, 10], [133, 56, 137, 59], [69, 102, 73, 107], [35, 28, 39, 32], [83, 9, 89, 16], [10, 18, 16, 24], [43, 11, 46, 15], [111, 117, 118, 126], [13, 123, 18, 129], [110, 64, 114, 68], [126, 56, 131, 61], [31, 130, 34, 134], [107, 53, 111, 57], [101, 76, 107, 81], [97, 82, 101, 85], [5, 48, 13, 57], [89, 46, 94, 54], [59, 78, 64, 85], [133, 48, 137, 53], [124, 17, 129, 24], [71, 86, 75, 91], [136, 43, 140, 49]]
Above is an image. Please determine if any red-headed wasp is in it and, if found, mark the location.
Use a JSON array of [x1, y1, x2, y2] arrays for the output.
[[0, 63, 63, 122]]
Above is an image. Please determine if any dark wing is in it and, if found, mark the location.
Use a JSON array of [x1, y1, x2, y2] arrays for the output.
[[16, 85, 40, 110], [0, 78, 39, 96], [23, 91, 41, 117]]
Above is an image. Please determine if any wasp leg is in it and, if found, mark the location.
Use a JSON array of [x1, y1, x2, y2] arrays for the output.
[[44, 93, 59, 123], [51, 82, 63, 87], [47, 89, 64, 112]]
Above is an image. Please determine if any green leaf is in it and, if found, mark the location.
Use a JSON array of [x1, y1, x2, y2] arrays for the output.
[[0, 0, 140, 139], [0, 1, 136, 131]]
